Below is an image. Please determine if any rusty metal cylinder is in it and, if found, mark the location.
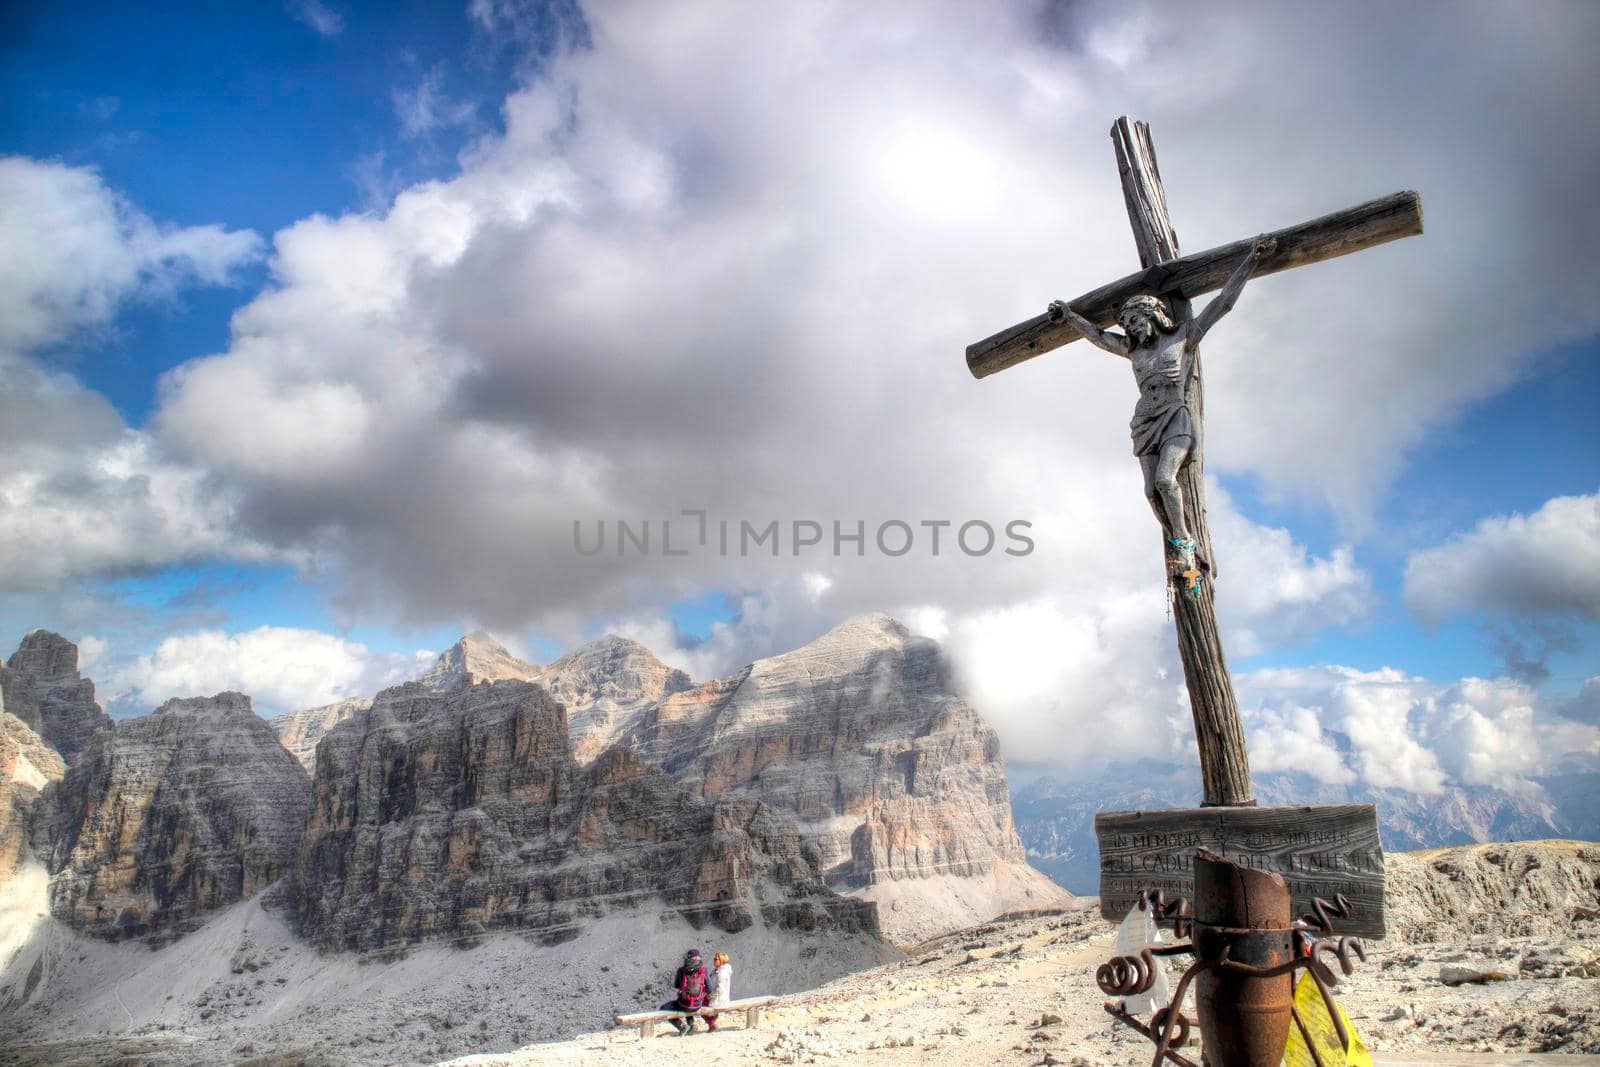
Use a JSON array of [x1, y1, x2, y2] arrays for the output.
[[1192, 850, 1293, 1067]]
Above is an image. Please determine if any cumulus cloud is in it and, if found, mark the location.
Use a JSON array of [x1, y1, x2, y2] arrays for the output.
[[101, 626, 433, 718], [1404, 492, 1600, 626], [0, 156, 260, 354], [1237, 665, 1598, 794], [1245, 704, 1357, 786], [130, 2, 1598, 645], [0, 159, 269, 590]]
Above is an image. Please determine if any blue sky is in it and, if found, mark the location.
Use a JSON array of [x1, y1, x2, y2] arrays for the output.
[[2, 2, 1596, 787]]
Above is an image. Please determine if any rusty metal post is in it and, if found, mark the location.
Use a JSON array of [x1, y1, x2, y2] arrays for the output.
[[1192, 849, 1294, 1066]]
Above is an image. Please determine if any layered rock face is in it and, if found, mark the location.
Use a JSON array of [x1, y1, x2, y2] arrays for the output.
[[295, 679, 874, 950], [33, 692, 311, 942], [606, 615, 1066, 941], [0, 630, 111, 766], [1, 713, 64, 878], [270, 632, 540, 772], [625, 617, 1026, 865], [272, 696, 372, 771]]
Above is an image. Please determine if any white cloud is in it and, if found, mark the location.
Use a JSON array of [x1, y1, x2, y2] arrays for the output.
[[1245, 704, 1356, 786], [1237, 664, 1598, 795], [126, 2, 1598, 643], [0, 159, 271, 590], [287, 0, 343, 37], [1422, 677, 1542, 792], [1404, 492, 1600, 626], [1208, 484, 1375, 656], [0, 156, 260, 354], [1242, 665, 1447, 793], [76, 635, 107, 671], [102, 626, 431, 717], [0, 408, 281, 590]]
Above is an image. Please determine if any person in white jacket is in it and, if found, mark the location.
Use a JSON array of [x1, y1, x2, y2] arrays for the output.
[[706, 952, 732, 1031]]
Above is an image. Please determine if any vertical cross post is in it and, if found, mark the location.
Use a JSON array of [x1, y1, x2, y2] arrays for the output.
[[1111, 118, 1253, 807]]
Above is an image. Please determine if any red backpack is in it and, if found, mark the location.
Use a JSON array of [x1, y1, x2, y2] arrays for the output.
[[680, 966, 707, 1008]]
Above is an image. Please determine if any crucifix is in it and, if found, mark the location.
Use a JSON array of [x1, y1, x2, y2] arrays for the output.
[[966, 118, 1422, 1064], [967, 118, 1421, 810]]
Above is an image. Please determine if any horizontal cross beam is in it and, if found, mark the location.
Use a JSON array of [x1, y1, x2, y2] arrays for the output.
[[965, 190, 1422, 379]]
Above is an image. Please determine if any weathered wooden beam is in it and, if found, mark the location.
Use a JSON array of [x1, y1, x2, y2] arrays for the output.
[[965, 189, 1422, 379], [1111, 116, 1253, 807]]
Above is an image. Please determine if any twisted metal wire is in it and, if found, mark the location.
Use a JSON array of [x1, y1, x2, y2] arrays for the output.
[[1150, 1004, 1192, 1049], [1097, 948, 1158, 996], [1312, 934, 1366, 979], [1298, 894, 1353, 934], [1138, 888, 1193, 939]]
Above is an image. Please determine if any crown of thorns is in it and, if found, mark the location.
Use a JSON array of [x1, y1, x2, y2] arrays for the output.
[[1120, 294, 1166, 314], [1118, 294, 1174, 329]]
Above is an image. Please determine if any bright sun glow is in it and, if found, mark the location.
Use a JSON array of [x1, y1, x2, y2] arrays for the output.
[[875, 124, 997, 217]]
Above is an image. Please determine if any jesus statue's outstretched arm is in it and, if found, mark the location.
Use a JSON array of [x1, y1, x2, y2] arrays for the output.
[[1047, 301, 1131, 358], [1188, 237, 1273, 347]]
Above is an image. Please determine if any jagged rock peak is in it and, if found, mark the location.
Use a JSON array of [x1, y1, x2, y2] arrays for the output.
[[418, 631, 541, 691], [551, 633, 679, 673], [609, 611, 1068, 943], [7, 630, 82, 680], [1, 631, 110, 767], [548, 635, 693, 764], [150, 691, 255, 717], [774, 612, 913, 660]]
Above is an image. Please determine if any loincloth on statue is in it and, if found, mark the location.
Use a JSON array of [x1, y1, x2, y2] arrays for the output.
[[1130, 400, 1193, 457]]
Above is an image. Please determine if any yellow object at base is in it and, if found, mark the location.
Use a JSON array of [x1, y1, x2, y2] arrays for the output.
[[1282, 970, 1372, 1067]]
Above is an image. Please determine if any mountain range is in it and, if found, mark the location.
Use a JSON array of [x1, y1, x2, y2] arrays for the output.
[[0, 615, 1063, 984]]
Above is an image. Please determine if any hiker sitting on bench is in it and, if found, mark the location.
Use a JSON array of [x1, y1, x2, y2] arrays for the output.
[[705, 951, 732, 1031], [660, 948, 710, 1034]]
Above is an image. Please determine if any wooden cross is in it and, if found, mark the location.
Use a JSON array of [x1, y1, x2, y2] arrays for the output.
[[966, 118, 1422, 811]]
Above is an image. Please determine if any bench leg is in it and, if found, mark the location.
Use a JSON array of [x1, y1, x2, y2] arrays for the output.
[[639, 1020, 654, 1039], [745, 1006, 761, 1029]]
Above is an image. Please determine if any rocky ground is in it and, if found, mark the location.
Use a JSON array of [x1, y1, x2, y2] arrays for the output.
[[446, 841, 1600, 1067], [0, 869, 893, 1067], [3, 837, 1597, 1065]]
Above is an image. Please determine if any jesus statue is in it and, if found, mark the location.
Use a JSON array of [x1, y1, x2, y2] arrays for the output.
[[1047, 237, 1271, 580]]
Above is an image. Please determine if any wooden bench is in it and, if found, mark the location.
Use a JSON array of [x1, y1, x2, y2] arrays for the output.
[[615, 996, 778, 1039]]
